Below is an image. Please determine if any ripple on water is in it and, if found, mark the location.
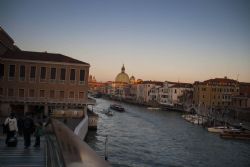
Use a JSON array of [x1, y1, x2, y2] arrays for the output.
[[85, 98, 250, 167]]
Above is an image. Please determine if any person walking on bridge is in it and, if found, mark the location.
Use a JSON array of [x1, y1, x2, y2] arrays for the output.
[[23, 112, 34, 149], [4, 112, 18, 145]]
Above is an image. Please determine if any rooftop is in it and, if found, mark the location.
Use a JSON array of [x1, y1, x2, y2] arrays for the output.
[[1, 50, 89, 65], [194, 77, 238, 86], [169, 83, 193, 88]]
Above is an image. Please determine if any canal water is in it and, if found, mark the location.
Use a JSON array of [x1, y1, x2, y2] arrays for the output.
[[85, 98, 250, 167]]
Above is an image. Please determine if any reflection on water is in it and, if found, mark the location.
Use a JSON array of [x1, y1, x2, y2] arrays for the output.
[[85, 98, 250, 167]]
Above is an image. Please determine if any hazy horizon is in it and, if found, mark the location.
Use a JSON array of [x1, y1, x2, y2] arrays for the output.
[[1, 0, 249, 83]]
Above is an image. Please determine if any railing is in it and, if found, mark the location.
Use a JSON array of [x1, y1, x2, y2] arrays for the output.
[[45, 119, 110, 167], [74, 109, 88, 140]]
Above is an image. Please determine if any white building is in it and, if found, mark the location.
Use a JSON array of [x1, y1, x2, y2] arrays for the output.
[[158, 81, 177, 106], [136, 81, 163, 104], [169, 83, 193, 106]]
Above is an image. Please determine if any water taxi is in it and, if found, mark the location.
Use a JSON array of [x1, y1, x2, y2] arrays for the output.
[[110, 104, 125, 112]]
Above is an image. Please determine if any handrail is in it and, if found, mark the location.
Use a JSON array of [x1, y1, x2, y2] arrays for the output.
[[74, 109, 88, 140], [45, 119, 110, 167]]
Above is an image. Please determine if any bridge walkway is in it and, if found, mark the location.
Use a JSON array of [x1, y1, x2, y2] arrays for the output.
[[0, 136, 45, 167]]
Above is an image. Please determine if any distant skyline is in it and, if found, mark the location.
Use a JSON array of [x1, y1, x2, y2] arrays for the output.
[[1, 0, 249, 83]]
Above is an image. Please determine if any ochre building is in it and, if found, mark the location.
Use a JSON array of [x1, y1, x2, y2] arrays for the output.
[[0, 27, 90, 117], [193, 77, 239, 109]]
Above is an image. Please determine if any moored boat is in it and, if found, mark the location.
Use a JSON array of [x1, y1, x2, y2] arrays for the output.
[[110, 104, 125, 112], [207, 126, 230, 133], [147, 107, 161, 110], [220, 129, 250, 140]]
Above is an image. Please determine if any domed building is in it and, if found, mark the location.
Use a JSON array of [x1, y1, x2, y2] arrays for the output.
[[129, 75, 136, 84], [115, 64, 130, 84]]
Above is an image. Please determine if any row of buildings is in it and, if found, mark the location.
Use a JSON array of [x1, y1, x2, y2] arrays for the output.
[[90, 65, 250, 113], [0, 27, 91, 117]]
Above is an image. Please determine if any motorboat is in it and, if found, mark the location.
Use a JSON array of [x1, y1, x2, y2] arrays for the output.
[[110, 104, 125, 112], [147, 107, 161, 110], [207, 126, 230, 133], [104, 109, 113, 116]]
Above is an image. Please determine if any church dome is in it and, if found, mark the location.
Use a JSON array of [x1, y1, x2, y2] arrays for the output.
[[130, 75, 135, 84], [115, 64, 129, 84]]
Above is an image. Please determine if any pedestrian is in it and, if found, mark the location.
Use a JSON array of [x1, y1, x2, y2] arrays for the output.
[[4, 112, 18, 145], [33, 122, 43, 147], [17, 116, 24, 136], [23, 112, 34, 149]]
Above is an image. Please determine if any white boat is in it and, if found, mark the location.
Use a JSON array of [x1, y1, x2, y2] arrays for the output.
[[208, 126, 229, 133], [147, 107, 161, 110], [104, 109, 113, 116]]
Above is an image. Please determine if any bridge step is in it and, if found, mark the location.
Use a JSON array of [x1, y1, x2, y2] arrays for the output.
[[0, 137, 45, 167]]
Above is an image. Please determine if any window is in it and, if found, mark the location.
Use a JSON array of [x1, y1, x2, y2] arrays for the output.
[[29, 89, 35, 97], [40, 67, 46, 80], [80, 69, 85, 82], [50, 68, 56, 80], [50, 90, 55, 98], [9, 65, 15, 79], [0, 88, 3, 96], [40, 90, 45, 98], [60, 68, 66, 80], [79, 92, 84, 99], [174, 89, 177, 93], [30, 66, 36, 79], [19, 65, 25, 80], [70, 69, 75, 81], [0, 64, 4, 79], [69, 91, 74, 98], [19, 89, 25, 97], [8, 88, 14, 97], [60, 91, 64, 98]]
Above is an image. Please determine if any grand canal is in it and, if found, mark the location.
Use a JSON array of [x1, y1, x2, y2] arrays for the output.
[[85, 98, 250, 167]]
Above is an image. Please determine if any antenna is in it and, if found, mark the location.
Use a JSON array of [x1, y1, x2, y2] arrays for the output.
[[236, 74, 239, 81]]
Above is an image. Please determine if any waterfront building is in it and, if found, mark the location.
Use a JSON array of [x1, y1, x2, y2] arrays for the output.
[[148, 84, 162, 104], [156, 81, 193, 107], [158, 81, 177, 106], [168, 83, 193, 106], [0, 27, 90, 117], [0, 27, 20, 55], [231, 82, 250, 109], [136, 81, 163, 104], [193, 77, 239, 112]]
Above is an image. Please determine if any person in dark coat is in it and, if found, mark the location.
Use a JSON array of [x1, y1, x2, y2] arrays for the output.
[[17, 117, 24, 136], [23, 112, 34, 149]]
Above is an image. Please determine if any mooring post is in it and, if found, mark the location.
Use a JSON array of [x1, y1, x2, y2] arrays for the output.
[[105, 135, 109, 161]]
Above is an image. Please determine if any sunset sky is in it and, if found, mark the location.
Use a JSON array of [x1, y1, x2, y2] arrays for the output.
[[1, 0, 249, 83]]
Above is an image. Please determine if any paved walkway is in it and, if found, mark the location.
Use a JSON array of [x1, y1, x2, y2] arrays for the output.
[[0, 136, 45, 167]]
